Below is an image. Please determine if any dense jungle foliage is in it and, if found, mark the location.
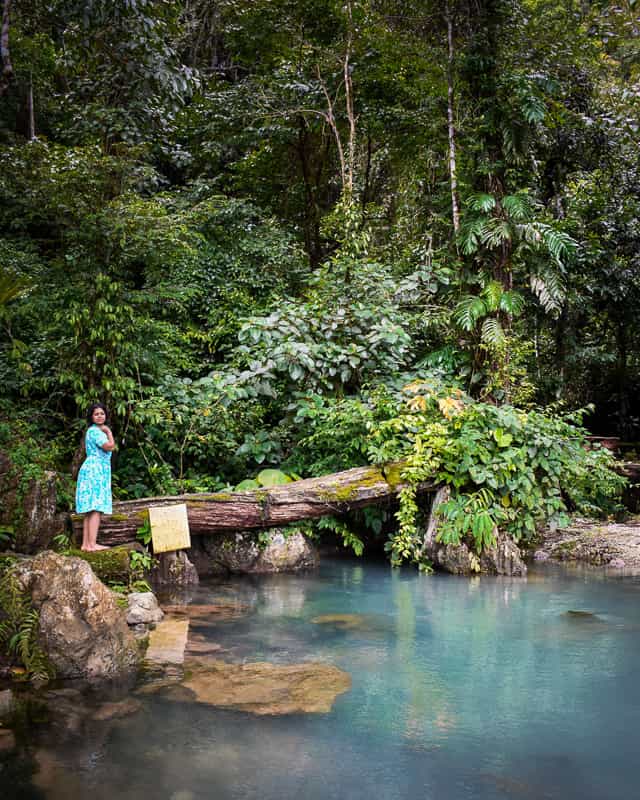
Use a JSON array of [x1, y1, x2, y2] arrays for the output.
[[1, 0, 638, 560]]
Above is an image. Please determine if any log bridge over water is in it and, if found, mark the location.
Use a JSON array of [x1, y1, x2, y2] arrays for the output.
[[71, 463, 437, 548]]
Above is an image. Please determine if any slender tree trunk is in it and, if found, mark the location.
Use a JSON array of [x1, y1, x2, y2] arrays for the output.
[[27, 72, 36, 139], [343, 4, 356, 197], [362, 133, 373, 210], [0, 0, 12, 97], [445, 4, 460, 235], [616, 319, 629, 436], [554, 304, 568, 400]]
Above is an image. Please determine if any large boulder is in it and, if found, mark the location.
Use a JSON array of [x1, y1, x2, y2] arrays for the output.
[[12, 551, 141, 678], [428, 532, 527, 576], [0, 454, 65, 553], [200, 529, 319, 574]]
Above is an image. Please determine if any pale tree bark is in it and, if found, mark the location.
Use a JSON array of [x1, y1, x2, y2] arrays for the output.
[[315, 0, 358, 199], [343, 0, 356, 197], [445, 2, 460, 235], [0, 0, 13, 97]]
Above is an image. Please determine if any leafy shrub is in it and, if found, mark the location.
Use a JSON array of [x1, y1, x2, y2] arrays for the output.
[[286, 376, 626, 568], [368, 380, 626, 567]]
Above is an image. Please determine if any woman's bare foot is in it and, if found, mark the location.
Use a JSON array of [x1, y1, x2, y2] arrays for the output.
[[92, 544, 109, 550]]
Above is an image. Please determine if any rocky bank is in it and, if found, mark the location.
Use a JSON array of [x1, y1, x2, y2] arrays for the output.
[[534, 516, 640, 572]]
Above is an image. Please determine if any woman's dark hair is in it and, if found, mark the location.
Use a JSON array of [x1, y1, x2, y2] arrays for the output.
[[86, 403, 109, 426]]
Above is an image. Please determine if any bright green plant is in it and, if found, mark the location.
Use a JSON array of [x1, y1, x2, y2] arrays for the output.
[[0, 564, 54, 683], [316, 516, 365, 557], [367, 380, 626, 567], [234, 468, 297, 491], [136, 518, 152, 547], [52, 531, 72, 553], [129, 550, 154, 577]]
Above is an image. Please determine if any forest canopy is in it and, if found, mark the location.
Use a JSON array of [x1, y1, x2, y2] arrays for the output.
[[0, 0, 638, 555]]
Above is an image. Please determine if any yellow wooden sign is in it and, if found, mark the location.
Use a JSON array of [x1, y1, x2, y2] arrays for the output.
[[148, 503, 191, 553]]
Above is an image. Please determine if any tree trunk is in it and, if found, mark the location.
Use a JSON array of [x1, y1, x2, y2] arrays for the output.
[[420, 485, 450, 558], [28, 72, 35, 139], [71, 463, 437, 548], [0, 0, 12, 97], [445, 4, 460, 235]]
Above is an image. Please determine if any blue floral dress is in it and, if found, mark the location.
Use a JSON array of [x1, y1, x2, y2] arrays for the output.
[[75, 425, 112, 514]]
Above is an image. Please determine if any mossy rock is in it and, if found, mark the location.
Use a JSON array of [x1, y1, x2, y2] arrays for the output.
[[67, 544, 141, 584]]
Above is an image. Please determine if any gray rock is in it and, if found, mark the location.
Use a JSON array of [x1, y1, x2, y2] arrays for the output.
[[0, 456, 66, 553], [203, 529, 319, 574], [419, 489, 526, 576], [608, 557, 626, 569], [13, 551, 140, 679], [480, 531, 527, 576], [126, 592, 164, 625], [534, 549, 550, 561]]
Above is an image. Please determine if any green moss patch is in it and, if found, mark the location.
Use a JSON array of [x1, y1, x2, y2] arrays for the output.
[[68, 545, 137, 583]]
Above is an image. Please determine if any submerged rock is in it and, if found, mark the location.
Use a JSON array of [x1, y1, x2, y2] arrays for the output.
[[198, 529, 319, 575], [310, 614, 367, 630], [13, 551, 140, 679], [0, 728, 16, 751], [177, 660, 351, 715], [309, 614, 391, 636], [565, 610, 601, 621], [91, 698, 143, 721], [162, 601, 250, 622]]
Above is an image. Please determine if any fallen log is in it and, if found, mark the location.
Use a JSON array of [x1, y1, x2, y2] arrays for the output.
[[71, 463, 436, 548]]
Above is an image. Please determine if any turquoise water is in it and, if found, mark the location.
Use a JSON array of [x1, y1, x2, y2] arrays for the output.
[[2, 559, 640, 799]]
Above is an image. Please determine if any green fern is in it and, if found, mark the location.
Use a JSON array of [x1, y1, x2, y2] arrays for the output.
[[481, 280, 504, 312], [530, 269, 565, 314], [499, 290, 525, 315], [454, 295, 487, 331], [0, 567, 54, 683], [502, 193, 534, 221], [458, 216, 486, 255], [467, 193, 497, 213], [481, 317, 506, 346], [481, 217, 513, 249]]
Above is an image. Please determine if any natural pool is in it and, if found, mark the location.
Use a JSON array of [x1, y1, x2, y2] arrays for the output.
[[2, 558, 640, 800]]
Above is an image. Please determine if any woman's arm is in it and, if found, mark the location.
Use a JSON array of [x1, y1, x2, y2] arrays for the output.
[[98, 424, 117, 452]]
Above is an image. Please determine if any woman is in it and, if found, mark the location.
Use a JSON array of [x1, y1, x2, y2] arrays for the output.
[[75, 403, 116, 551]]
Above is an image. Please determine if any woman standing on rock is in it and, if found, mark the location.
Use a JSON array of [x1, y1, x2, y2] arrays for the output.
[[75, 403, 116, 551]]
